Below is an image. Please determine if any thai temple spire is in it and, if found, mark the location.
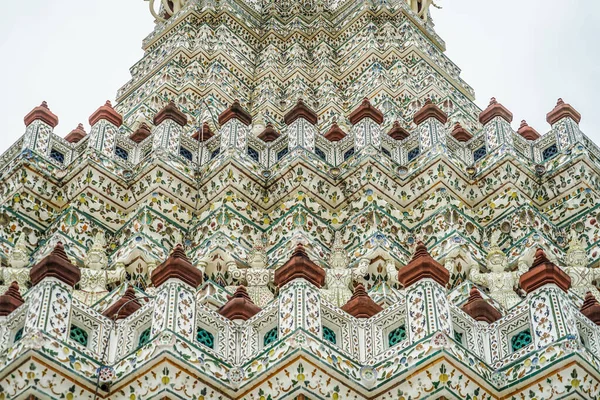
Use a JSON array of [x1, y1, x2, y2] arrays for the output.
[[1, 0, 600, 398]]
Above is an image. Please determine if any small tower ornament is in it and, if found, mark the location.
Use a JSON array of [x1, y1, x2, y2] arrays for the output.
[[0, 234, 31, 293], [563, 231, 600, 299]]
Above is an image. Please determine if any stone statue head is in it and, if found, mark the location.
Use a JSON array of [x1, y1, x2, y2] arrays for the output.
[[486, 231, 507, 273], [566, 230, 588, 268]]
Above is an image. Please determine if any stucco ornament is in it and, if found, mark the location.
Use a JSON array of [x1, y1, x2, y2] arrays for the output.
[[564, 230, 600, 298], [469, 231, 528, 309], [227, 238, 274, 307], [407, 0, 441, 22], [148, 0, 188, 22], [0, 234, 31, 293], [75, 232, 126, 305], [323, 231, 368, 306]]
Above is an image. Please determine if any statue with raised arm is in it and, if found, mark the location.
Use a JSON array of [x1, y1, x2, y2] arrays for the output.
[[75, 232, 126, 305], [0, 234, 31, 293], [323, 231, 369, 307], [469, 231, 525, 309], [564, 231, 600, 298], [148, 0, 188, 22], [227, 238, 274, 307]]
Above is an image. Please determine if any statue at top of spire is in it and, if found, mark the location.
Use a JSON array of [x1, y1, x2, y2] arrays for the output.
[[407, 0, 441, 22], [148, 0, 189, 22], [469, 231, 529, 309]]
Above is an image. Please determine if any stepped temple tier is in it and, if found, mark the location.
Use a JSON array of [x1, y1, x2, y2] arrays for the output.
[[0, 1, 599, 399]]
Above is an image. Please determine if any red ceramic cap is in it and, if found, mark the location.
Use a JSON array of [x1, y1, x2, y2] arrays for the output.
[[274, 244, 326, 288], [348, 98, 384, 125], [519, 248, 571, 293], [154, 101, 188, 127], [413, 99, 448, 125], [398, 241, 449, 288], [30, 242, 81, 287], [24, 101, 59, 128], [581, 291, 600, 326], [65, 123, 87, 144], [388, 121, 410, 140], [517, 120, 540, 141], [341, 284, 383, 318], [546, 98, 581, 125], [479, 97, 513, 125], [258, 124, 280, 142], [461, 286, 502, 324], [89, 101, 123, 127], [451, 123, 472, 142], [129, 123, 152, 143], [218, 286, 261, 321], [192, 122, 215, 141], [151, 244, 203, 288], [218, 100, 252, 126], [0, 282, 25, 317], [102, 287, 141, 320], [324, 123, 347, 142], [284, 99, 318, 125]]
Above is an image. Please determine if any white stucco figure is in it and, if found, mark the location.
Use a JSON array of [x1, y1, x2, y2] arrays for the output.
[[148, 0, 188, 22], [0, 234, 31, 293], [227, 239, 274, 307], [469, 231, 527, 309], [407, 0, 440, 22], [75, 232, 126, 305], [323, 231, 369, 307], [564, 231, 600, 298]]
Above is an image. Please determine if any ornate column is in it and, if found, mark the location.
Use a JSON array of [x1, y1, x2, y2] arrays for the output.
[[274, 244, 326, 339], [152, 101, 188, 155], [479, 98, 514, 154], [284, 99, 318, 151], [398, 242, 452, 342], [546, 98, 583, 149], [218, 100, 252, 152], [22, 101, 59, 156], [88, 101, 123, 157], [348, 98, 384, 152], [413, 99, 448, 155], [150, 245, 203, 342], [519, 249, 576, 348], [25, 243, 81, 341]]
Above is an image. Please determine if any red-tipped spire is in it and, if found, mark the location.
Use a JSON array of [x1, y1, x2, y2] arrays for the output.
[[348, 98, 384, 125], [519, 248, 571, 293], [153, 101, 188, 127], [517, 120, 541, 141], [218, 100, 252, 126], [461, 287, 502, 324], [581, 291, 600, 325], [192, 122, 215, 141], [89, 101, 123, 127], [151, 244, 203, 288], [218, 286, 261, 321], [398, 241, 450, 288], [284, 99, 318, 125], [413, 99, 448, 125], [65, 123, 87, 143], [479, 97, 513, 125], [547, 98, 581, 126], [29, 242, 81, 287], [258, 123, 280, 142], [341, 284, 383, 318], [388, 121, 410, 140], [0, 282, 25, 317], [24, 101, 59, 128], [324, 122, 347, 142], [102, 287, 141, 320], [451, 123, 472, 142], [129, 123, 152, 143], [274, 244, 326, 288]]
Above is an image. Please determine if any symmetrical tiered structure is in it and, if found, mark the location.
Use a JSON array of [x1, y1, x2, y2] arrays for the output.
[[1, 0, 599, 399]]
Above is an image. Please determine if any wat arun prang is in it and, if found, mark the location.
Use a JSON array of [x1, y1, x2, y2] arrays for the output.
[[0, 0, 599, 399]]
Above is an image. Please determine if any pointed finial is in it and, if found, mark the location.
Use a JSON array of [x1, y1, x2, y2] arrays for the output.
[[341, 283, 383, 318], [0, 282, 25, 316], [218, 286, 261, 321]]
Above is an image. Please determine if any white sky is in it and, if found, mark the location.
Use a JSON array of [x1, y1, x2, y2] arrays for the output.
[[0, 0, 598, 153]]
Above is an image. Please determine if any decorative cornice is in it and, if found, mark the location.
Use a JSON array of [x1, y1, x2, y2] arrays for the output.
[[0, 282, 25, 317], [348, 98, 384, 125], [192, 122, 215, 141], [218, 100, 252, 126], [151, 244, 203, 288], [64, 124, 87, 144], [102, 287, 141, 320], [274, 244, 326, 288], [258, 124, 280, 142], [129, 123, 152, 143], [398, 241, 449, 288], [461, 287, 502, 324], [24, 101, 59, 128], [218, 286, 261, 321], [388, 121, 410, 140], [517, 120, 541, 141], [341, 284, 383, 318], [519, 248, 571, 293], [479, 97, 513, 125], [546, 98, 581, 125], [413, 99, 448, 125], [89, 101, 123, 127], [30, 242, 81, 287], [154, 101, 188, 127], [284, 99, 318, 125], [581, 291, 600, 325], [451, 123, 472, 142], [324, 123, 347, 142]]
